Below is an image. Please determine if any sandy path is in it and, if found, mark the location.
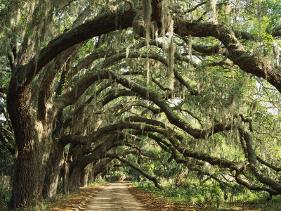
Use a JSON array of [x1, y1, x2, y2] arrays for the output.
[[85, 182, 147, 211]]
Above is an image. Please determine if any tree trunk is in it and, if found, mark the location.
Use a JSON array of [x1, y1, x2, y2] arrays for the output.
[[7, 83, 47, 209], [92, 159, 112, 180], [80, 164, 92, 187], [9, 149, 46, 209], [42, 143, 64, 199], [68, 166, 83, 192], [62, 157, 70, 194]]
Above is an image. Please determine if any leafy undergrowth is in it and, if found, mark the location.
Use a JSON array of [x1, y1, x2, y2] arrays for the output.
[[0, 176, 11, 211], [130, 183, 281, 211], [129, 186, 196, 211], [46, 182, 106, 211]]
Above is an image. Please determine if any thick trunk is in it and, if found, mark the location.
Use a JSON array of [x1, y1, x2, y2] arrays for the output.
[[7, 77, 54, 208], [42, 143, 64, 199], [68, 166, 83, 192], [92, 159, 112, 180], [80, 164, 92, 187], [67, 145, 88, 191], [10, 150, 45, 209], [7, 82, 47, 209], [62, 158, 70, 194]]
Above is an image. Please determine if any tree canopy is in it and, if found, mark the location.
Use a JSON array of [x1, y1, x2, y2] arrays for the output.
[[0, 0, 281, 209]]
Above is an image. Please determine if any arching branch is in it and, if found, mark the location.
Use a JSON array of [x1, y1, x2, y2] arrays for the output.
[[56, 70, 232, 138], [174, 21, 281, 93], [18, 9, 136, 86], [116, 156, 162, 189]]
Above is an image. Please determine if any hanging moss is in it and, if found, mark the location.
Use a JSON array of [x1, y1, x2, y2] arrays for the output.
[[146, 58, 150, 88], [209, 0, 218, 24], [273, 43, 280, 66], [167, 20, 175, 90], [160, 0, 171, 36], [141, 0, 152, 90], [188, 35, 192, 69], [142, 0, 152, 45]]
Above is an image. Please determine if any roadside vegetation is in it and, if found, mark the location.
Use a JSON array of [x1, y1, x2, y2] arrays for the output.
[[133, 181, 281, 210], [0, 0, 281, 210]]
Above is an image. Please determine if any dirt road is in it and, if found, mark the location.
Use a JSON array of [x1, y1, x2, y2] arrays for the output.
[[85, 182, 147, 210]]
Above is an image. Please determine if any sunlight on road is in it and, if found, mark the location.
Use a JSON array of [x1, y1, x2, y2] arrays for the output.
[[85, 183, 146, 211]]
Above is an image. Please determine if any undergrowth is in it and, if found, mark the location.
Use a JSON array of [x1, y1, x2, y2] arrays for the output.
[[0, 176, 11, 211], [133, 181, 281, 210]]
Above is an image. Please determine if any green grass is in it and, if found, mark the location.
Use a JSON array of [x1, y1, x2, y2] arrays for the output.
[[133, 181, 281, 210]]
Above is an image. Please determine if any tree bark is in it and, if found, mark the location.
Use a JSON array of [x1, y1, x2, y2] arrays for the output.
[[42, 143, 64, 199], [7, 73, 56, 208], [92, 159, 112, 180], [61, 153, 70, 194], [80, 164, 92, 187], [68, 166, 83, 192], [7, 81, 47, 208]]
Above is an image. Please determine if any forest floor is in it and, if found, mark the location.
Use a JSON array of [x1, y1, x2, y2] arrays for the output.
[[47, 183, 106, 211]]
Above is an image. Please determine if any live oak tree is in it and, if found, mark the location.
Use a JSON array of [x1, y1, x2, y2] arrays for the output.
[[0, 0, 281, 209]]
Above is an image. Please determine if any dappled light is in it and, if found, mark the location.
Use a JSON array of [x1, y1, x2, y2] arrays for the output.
[[0, 0, 281, 210]]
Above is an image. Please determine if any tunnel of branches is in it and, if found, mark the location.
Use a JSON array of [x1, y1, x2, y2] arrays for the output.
[[0, 0, 281, 209]]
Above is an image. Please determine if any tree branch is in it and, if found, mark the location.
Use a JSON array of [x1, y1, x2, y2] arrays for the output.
[[175, 21, 281, 93]]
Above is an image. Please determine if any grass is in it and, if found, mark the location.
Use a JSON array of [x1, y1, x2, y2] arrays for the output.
[[133, 181, 281, 210]]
